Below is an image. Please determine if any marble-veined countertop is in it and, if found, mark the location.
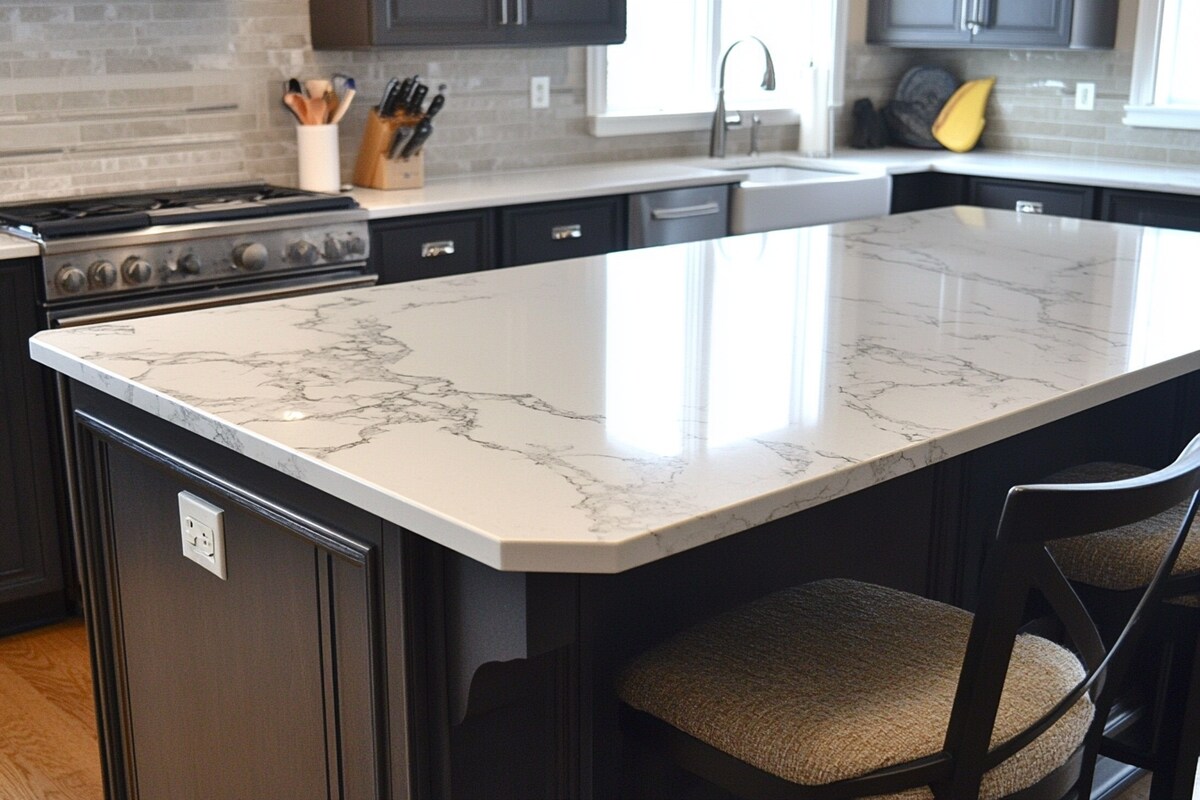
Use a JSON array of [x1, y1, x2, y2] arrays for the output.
[[29, 207, 1200, 573]]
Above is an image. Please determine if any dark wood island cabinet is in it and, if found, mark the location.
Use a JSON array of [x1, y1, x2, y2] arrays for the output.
[[33, 209, 1200, 799]]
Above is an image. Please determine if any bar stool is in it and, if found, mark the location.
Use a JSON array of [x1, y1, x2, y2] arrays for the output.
[[1045, 460, 1200, 800], [616, 434, 1200, 800]]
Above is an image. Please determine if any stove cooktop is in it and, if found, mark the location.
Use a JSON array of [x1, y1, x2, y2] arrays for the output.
[[0, 183, 358, 240]]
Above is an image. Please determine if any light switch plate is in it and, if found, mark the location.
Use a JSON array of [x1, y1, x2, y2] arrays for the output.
[[179, 491, 226, 580]]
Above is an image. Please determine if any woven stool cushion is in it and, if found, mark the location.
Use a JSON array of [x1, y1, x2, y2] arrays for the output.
[[619, 579, 1093, 800], [1044, 462, 1200, 591]]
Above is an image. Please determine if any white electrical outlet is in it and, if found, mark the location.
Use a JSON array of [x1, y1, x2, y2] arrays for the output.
[[1075, 82, 1096, 111], [179, 491, 226, 580], [530, 76, 550, 109]]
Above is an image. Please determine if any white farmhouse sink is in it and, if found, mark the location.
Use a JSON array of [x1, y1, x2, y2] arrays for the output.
[[721, 161, 892, 235]]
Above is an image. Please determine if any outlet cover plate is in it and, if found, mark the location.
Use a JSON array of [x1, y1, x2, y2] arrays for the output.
[[1075, 82, 1095, 111], [179, 491, 226, 580], [531, 76, 550, 109]]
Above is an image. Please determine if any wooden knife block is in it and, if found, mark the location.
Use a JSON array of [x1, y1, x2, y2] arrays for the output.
[[353, 109, 425, 190]]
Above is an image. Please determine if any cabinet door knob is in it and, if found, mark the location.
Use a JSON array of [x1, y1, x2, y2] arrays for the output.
[[422, 240, 456, 258], [552, 224, 583, 241], [1015, 200, 1044, 214]]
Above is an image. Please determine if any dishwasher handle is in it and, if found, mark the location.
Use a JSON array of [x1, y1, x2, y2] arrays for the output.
[[650, 201, 722, 221]]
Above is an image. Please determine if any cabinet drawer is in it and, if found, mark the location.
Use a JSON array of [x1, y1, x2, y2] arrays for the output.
[[968, 178, 1096, 219], [628, 184, 729, 248], [500, 195, 627, 267], [371, 210, 494, 284], [1101, 190, 1200, 233]]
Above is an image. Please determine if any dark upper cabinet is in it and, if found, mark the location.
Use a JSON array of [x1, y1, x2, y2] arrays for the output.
[[311, 0, 625, 49], [867, 0, 1116, 50]]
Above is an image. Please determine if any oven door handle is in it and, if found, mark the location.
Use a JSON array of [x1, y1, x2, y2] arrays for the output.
[[53, 274, 378, 328]]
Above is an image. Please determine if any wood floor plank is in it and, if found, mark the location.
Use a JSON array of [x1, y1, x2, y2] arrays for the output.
[[0, 619, 103, 800]]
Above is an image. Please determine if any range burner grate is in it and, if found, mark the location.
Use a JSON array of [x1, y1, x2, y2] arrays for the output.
[[0, 183, 357, 240]]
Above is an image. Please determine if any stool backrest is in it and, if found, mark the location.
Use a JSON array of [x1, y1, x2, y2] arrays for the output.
[[941, 432, 1200, 798]]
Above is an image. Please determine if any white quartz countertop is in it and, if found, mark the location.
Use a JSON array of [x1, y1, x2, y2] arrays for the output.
[[815, 148, 1200, 196], [351, 160, 747, 220], [347, 149, 1200, 220], [30, 207, 1200, 573], [0, 232, 40, 260]]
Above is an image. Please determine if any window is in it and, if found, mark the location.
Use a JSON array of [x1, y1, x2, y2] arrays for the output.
[[587, 0, 845, 138], [1125, 0, 1200, 130]]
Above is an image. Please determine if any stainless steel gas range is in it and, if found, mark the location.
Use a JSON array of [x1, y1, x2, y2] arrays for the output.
[[0, 183, 374, 327], [0, 183, 376, 630]]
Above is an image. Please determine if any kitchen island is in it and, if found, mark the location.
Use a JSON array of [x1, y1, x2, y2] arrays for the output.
[[30, 207, 1200, 799]]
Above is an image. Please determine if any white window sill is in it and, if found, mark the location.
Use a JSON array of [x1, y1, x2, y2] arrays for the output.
[[1123, 104, 1200, 131], [589, 108, 799, 138]]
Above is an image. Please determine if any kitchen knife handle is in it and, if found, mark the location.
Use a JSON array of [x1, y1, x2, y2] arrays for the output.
[[422, 241, 456, 258], [552, 224, 582, 241]]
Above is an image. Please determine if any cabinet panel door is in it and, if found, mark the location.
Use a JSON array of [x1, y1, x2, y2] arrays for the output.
[[103, 441, 387, 800], [518, 0, 624, 45], [373, 0, 503, 47], [371, 210, 495, 284], [972, 0, 1072, 48], [866, 0, 971, 46], [499, 195, 627, 267], [968, 177, 1096, 219], [0, 259, 65, 630], [1101, 190, 1200, 233]]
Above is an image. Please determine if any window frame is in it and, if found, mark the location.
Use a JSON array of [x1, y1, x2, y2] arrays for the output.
[[586, 1, 847, 139], [1124, 0, 1200, 130]]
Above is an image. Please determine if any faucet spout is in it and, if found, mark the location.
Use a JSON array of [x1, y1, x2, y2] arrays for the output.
[[709, 36, 777, 158]]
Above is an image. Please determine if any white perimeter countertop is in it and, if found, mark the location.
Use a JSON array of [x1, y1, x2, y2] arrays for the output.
[[29, 207, 1200, 573], [350, 149, 1200, 220]]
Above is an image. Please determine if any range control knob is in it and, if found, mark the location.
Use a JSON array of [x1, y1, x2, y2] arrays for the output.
[[57, 265, 88, 294], [345, 235, 367, 256], [287, 240, 319, 266], [122, 257, 153, 285], [323, 236, 346, 261], [178, 253, 202, 275], [232, 242, 269, 271], [89, 260, 118, 288]]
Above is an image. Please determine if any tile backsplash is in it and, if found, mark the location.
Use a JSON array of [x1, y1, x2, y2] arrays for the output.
[[1, 1, 1197, 203], [842, 42, 1200, 167]]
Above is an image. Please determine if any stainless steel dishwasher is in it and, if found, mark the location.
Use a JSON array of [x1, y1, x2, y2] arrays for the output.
[[627, 184, 730, 248]]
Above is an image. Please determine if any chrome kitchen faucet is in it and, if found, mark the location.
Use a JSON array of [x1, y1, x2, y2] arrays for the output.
[[709, 36, 777, 158]]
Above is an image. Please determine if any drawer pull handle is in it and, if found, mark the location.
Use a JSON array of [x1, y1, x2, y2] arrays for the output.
[[651, 202, 721, 221], [1015, 200, 1044, 214], [422, 240, 456, 258], [552, 224, 582, 241]]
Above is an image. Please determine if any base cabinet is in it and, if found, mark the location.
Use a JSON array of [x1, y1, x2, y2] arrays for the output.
[[0, 258, 67, 633], [74, 389, 405, 800], [1101, 189, 1200, 233], [890, 173, 1200, 235]]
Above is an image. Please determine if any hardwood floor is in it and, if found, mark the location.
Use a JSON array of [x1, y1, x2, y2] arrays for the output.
[[0, 619, 1174, 800], [0, 618, 103, 800]]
